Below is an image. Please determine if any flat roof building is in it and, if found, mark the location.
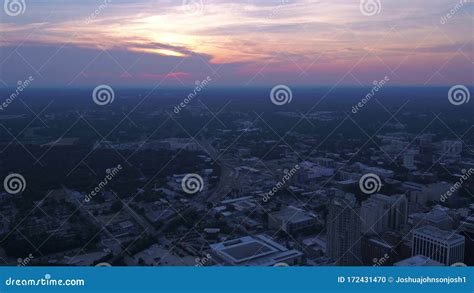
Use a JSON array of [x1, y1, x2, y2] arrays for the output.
[[210, 234, 303, 266], [412, 225, 465, 266], [394, 255, 444, 266]]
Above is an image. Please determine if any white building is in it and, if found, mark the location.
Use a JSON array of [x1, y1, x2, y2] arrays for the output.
[[412, 226, 465, 266]]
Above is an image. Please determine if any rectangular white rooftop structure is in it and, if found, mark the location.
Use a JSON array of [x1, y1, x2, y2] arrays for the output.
[[210, 234, 302, 266]]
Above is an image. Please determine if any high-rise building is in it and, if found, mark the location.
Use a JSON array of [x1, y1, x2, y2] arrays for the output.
[[412, 225, 465, 266], [327, 193, 362, 265], [360, 194, 407, 235]]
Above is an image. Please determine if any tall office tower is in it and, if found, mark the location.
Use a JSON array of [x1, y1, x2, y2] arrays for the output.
[[361, 194, 408, 235], [327, 193, 362, 265], [412, 225, 465, 266], [385, 194, 408, 230]]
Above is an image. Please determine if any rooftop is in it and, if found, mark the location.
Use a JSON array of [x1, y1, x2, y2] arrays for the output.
[[210, 234, 302, 266], [394, 255, 444, 266], [414, 225, 465, 243]]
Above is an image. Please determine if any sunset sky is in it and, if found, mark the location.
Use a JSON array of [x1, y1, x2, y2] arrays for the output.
[[0, 0, 473, 86]]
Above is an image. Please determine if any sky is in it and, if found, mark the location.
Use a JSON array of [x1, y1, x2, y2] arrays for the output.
[[0, 0, 473, 87]]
